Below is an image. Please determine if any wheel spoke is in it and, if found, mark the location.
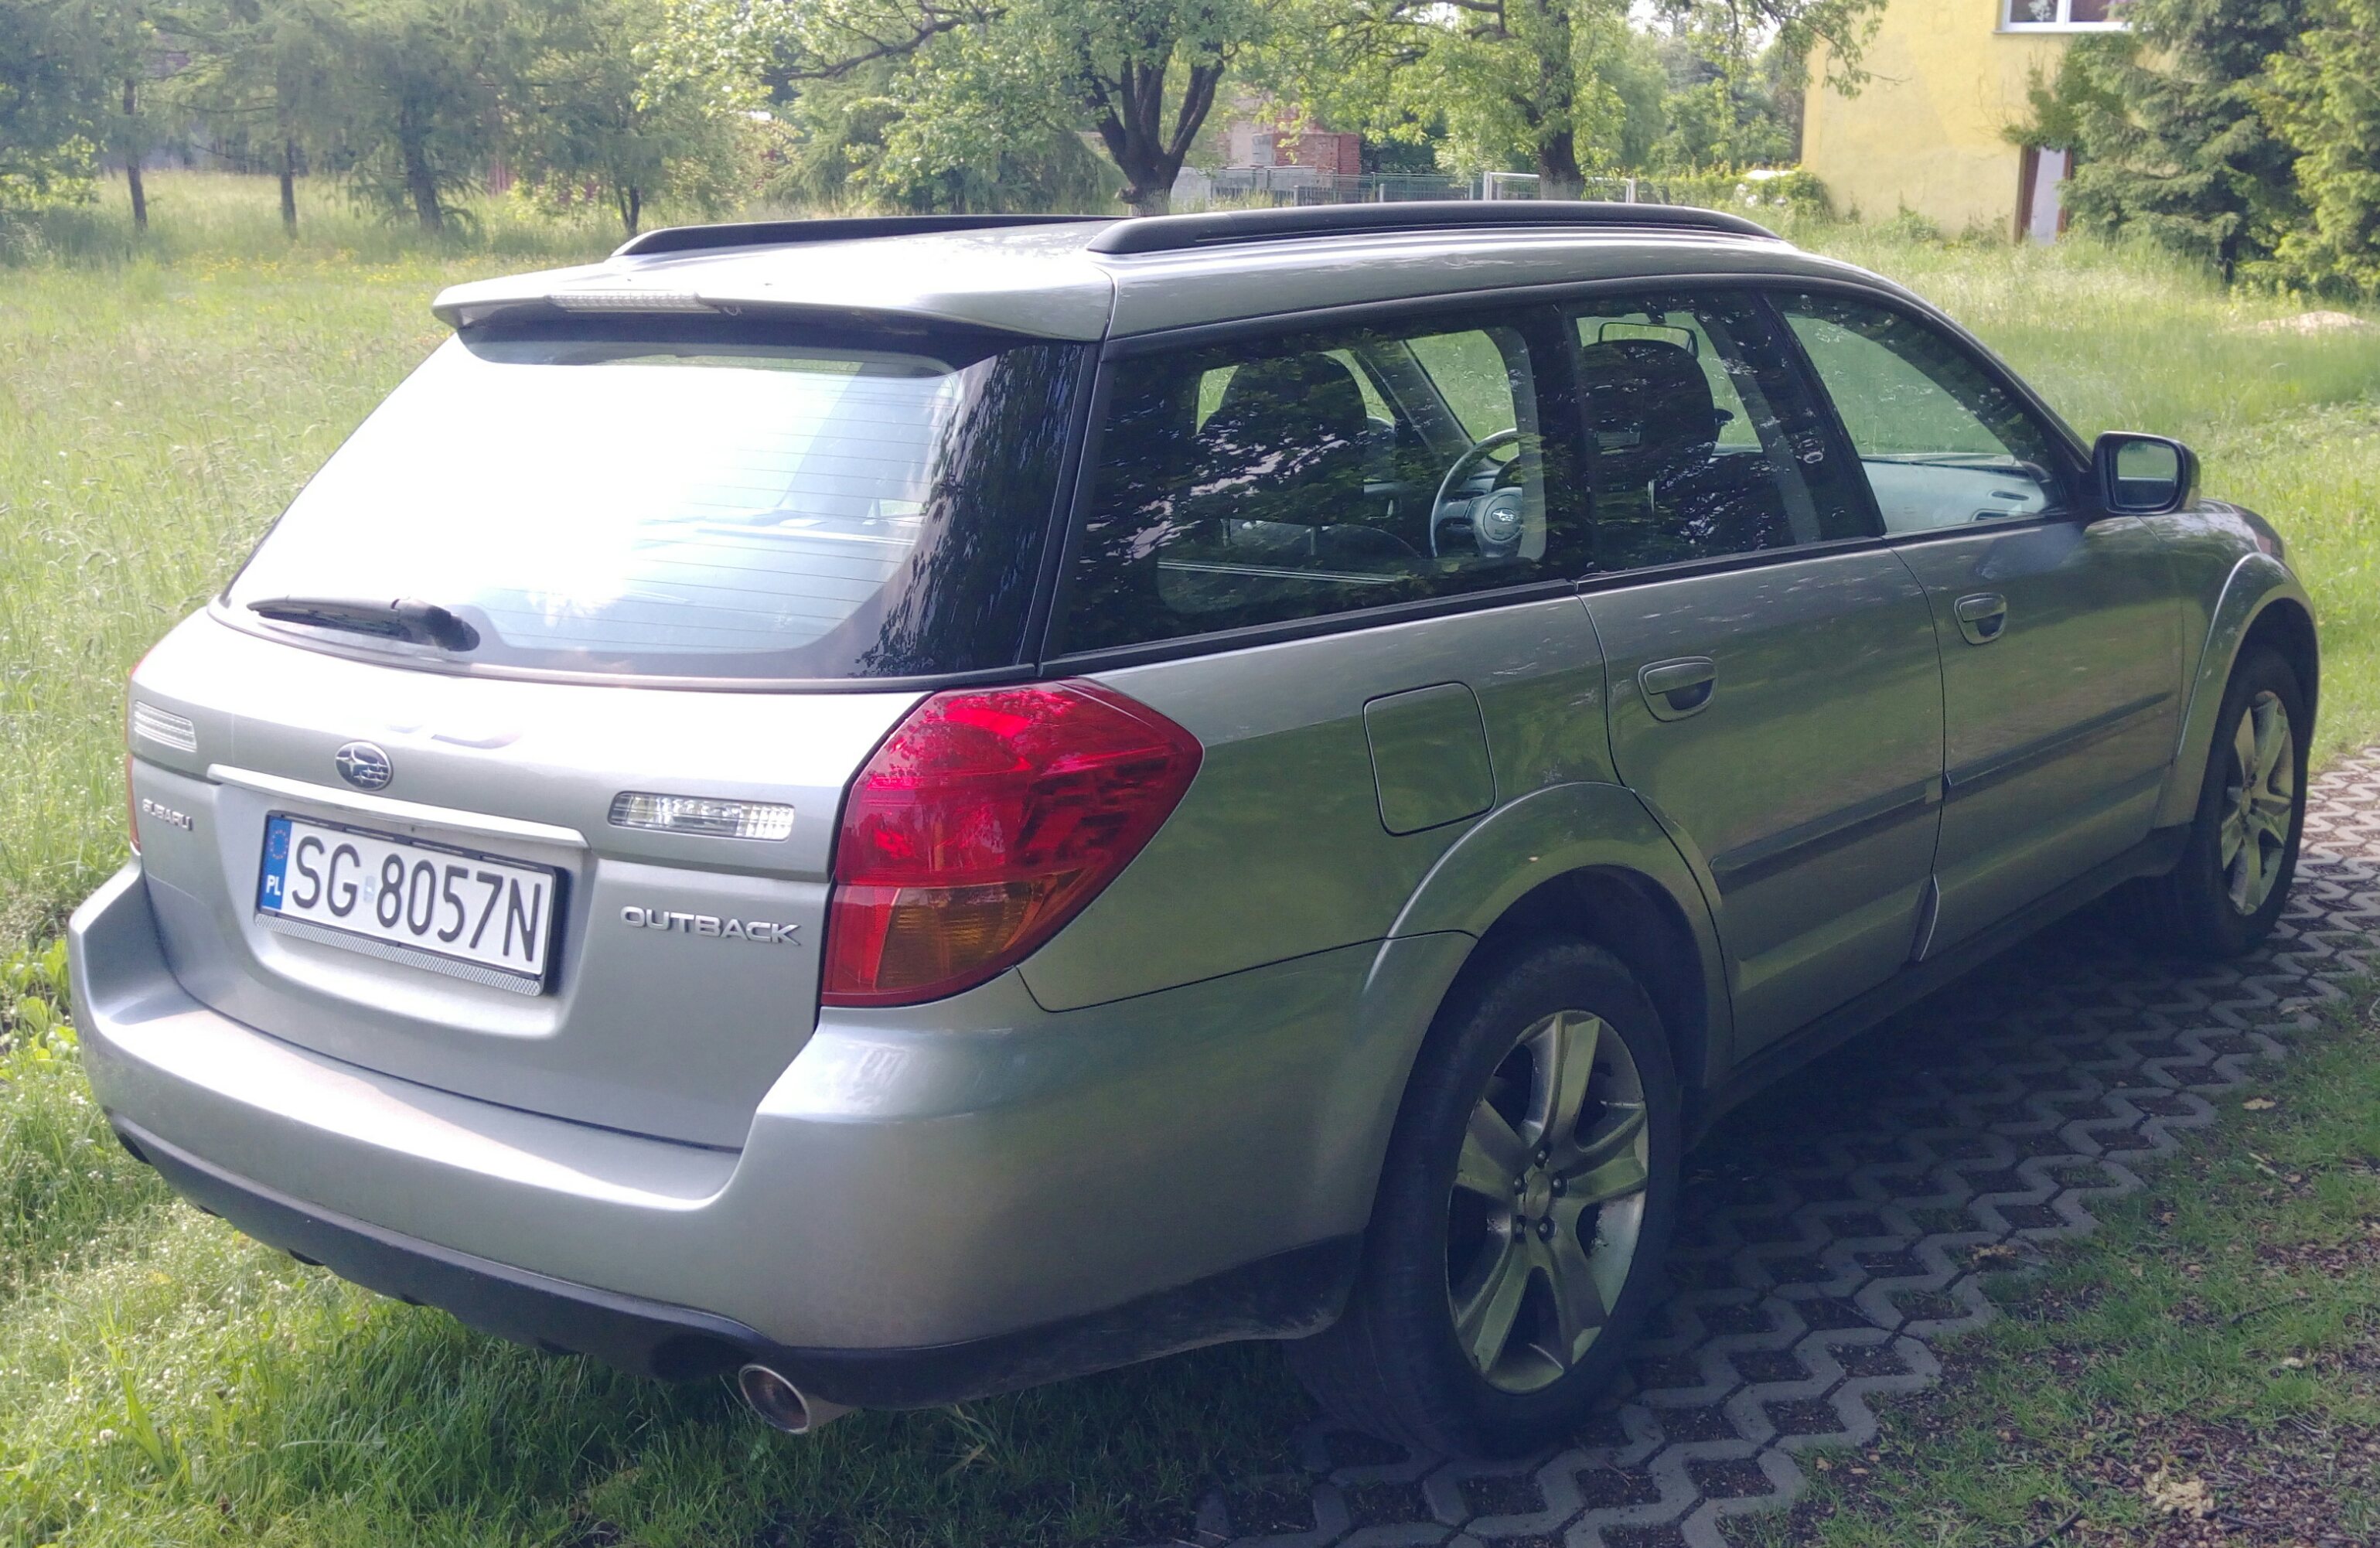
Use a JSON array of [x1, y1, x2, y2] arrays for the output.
[[1563, 1101, 1646, 1178], [2230, 830, 2266, 912], [2252, 803, 2292, 844], [2219, 810, 2246, 868], [1452, 1231, 1533, 1375], [1531, 1012, 1601, 1151], [1457, 1103, 1527, 1200], [2251, 697, 2283, 785], [1541, 1222, 1608, 1361], [1566, 1141, 1651, 1206], [2233, 711, 2260, 789]]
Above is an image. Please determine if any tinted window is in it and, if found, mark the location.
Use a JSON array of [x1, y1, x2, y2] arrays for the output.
[[226, 317, 1083, 680], [1568, 294, 1874, 575], [1777, 293, 2071, 534], [1057, 313, 1585, 653]]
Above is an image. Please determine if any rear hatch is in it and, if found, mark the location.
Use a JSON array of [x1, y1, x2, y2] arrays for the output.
[[127, 311, 1088, 1148]]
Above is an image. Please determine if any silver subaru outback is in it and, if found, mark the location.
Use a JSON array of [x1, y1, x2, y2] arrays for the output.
[[73, 203, 2316, 1457]]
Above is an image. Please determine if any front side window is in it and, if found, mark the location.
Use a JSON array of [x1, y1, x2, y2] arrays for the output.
[[1568, 292, 1874, 574], [227, 317, 1084, 680], [1776, 293, 2072, 534], [1057, 312, 1584, 654]]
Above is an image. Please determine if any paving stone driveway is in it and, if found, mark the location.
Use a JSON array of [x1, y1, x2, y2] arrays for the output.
[[1175, 750, 2380, 1548]]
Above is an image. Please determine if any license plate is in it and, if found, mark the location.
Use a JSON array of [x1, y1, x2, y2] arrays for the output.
[[256, 814, 559, 993]]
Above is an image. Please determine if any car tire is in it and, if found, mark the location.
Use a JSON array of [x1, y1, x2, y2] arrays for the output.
[[2128, 647, 2310, 958], [1287, 936, 1680, 1458]]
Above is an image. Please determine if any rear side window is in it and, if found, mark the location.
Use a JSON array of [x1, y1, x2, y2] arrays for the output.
[[1567, 293, 1874, 575], [226, 317, 1085, 680], [1055, 312, 1587, 655], [1775, 293, 2071, 533]]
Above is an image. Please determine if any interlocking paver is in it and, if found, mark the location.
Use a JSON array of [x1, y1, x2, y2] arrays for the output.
[[1166, 749, 2380, 1548]]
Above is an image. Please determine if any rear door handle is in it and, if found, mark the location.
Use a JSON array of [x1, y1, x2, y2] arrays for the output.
[[1953, 592, 2008, 646], [1639, 656, 1717, 720]]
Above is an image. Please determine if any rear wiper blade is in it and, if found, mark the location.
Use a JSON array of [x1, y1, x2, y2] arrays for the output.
[[246, 595, 480, 652]]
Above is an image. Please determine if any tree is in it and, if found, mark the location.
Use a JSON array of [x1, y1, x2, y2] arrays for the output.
[[766, 59, 1121, 213], [2256, 0, 2380, 295], [768, 0, 1275, 214], [1642, 8, 1806, 170], [169, 0, 345, 232], [314, 0, 514, 231], [0, 0, 108, 210], [0, 0, 159, 218], [512, 0, 753, 235], [1287, 0, 1877, 196], [2034, 0, 2312, 278]]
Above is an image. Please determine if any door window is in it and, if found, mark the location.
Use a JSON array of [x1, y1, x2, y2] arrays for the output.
[[1057, 312, 1585, 654], [1566, 294, 1875, 575], [1776, 294, 2072, 534]]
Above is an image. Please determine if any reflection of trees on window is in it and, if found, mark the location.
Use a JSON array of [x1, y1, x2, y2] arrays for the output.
[[1057, 316, 1589, 655], [850, 344, 1088, 676], [1568, 294, 1870, 573]]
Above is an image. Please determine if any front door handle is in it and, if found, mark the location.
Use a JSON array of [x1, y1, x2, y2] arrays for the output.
[[1954, 592, 2009, 646], [1639, 656, 1717, 720]]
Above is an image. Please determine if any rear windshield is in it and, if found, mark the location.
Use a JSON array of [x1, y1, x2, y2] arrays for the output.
[[225, 318, 1085, 681]]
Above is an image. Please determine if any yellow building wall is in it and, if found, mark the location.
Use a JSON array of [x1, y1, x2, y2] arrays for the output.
[[1804, 0, 2071, 238]]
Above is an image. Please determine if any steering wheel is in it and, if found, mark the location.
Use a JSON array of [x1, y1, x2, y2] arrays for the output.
[[1428, 428, 1524, 558]]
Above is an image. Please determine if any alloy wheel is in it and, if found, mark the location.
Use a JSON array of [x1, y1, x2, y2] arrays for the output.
[[1446, 1009, 1651, 1393], [2218, 688, 2295, 916]]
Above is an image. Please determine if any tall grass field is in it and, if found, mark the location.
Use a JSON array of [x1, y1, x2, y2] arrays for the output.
[[2, 172, 2377, 1545]]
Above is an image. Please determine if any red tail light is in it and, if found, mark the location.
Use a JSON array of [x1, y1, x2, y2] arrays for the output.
[[821, 681, 1202, 1007]]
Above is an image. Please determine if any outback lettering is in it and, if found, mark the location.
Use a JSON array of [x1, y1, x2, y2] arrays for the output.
[[619, 905, 800, 944]]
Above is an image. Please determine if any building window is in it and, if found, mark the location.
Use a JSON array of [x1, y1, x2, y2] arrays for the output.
[[2004, 0, 2123, 27]]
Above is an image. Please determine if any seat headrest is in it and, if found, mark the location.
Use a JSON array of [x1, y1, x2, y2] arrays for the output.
[[1576, 337, 1729, 486], [1205, 353, 1371, 451], [1185, 352, 1372, 522]]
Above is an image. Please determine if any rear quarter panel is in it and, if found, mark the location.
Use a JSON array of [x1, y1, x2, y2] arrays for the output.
[[1022, 595, 1612, 1011]]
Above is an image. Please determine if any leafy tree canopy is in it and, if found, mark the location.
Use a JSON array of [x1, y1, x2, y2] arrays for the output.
[[762, 0, 1275, 213], [2028, 0, 2313, 278]]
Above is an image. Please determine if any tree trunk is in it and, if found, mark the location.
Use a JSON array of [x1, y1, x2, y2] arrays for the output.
[[400, 118, 443, 234], [1526, 0, 1582, 200], [620, 184, 641, 236], [122, 79, 146, 231], [1536, 131, 1586, 201], [279, 141, 298, 234], [1093, 54, 1225, 218]]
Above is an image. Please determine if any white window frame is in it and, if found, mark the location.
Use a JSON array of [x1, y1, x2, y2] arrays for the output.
[[2000, 0, 2127, 32]]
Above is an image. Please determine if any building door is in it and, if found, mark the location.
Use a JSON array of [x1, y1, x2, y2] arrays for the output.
[[2017, 147, 2071, 245]]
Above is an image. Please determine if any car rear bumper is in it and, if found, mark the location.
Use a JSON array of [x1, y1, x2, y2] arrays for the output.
[[70, 861, 1461, 1403], [111, 1113, 1355, 1404]]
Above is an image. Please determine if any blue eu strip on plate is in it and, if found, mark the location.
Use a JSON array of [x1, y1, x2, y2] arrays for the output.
[[260, 814, 293, 911]]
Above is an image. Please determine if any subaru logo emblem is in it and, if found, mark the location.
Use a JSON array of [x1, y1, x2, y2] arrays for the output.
[[335, 741, 394, 791]]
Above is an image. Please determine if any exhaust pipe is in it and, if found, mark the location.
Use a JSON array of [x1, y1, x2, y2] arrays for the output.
[[736, 1363, 854, 1435]]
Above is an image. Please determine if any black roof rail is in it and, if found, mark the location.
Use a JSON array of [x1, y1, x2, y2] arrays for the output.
[[615, 213, 1114, 259], [1086, 199, 1778, 256]]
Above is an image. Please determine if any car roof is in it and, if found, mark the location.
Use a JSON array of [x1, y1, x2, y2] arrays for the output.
[[429, 206, 1906, 343]]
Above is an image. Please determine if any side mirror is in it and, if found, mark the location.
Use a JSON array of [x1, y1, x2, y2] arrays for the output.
[[2093, 432, 2196, 516]]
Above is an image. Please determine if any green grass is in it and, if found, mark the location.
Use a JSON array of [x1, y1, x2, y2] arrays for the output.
[[2, 172, 2379, 1545], [1739, 982, 2380, 1546]]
